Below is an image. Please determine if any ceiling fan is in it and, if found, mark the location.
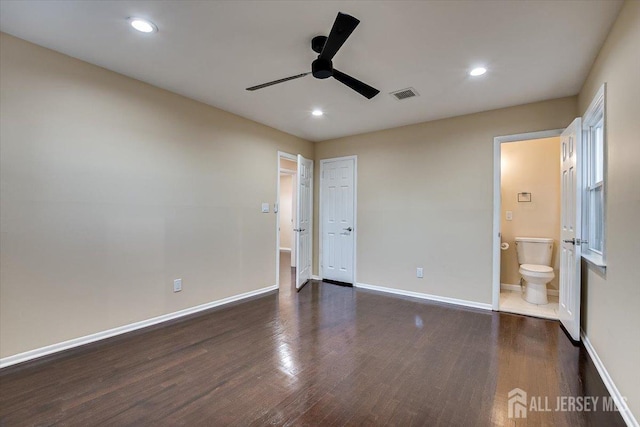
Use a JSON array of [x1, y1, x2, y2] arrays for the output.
[[246, 12, 380, 99]]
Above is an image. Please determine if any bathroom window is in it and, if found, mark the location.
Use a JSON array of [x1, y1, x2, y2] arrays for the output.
[[582, 84, 606, 267]]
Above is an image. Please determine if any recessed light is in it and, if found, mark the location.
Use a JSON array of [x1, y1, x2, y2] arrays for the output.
[[470, 67, 487, 77], [128, 18, 157, 33], [312, 109, 323, 117]]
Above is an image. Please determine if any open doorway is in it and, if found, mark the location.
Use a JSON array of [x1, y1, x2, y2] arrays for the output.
[[498, 136, 561, 319], [277, 153, 297, 294], [492, 129, 564, 318]]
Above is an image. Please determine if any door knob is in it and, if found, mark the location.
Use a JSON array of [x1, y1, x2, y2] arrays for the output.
[[343, 227, 353, 232]]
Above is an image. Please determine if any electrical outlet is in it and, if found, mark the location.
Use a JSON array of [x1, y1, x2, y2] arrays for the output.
[[173, 278, 182, 292], [416, 267, 424, 278]]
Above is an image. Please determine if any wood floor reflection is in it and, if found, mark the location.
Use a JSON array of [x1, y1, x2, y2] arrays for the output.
[[279, 250, 296, 297], [0, 277, 626, 426]]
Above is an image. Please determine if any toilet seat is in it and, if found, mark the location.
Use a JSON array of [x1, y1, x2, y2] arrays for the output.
[[520, 264, 554, 279]]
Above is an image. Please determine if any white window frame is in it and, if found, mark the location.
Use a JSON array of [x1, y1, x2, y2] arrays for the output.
[[581, 83, 606, 268]]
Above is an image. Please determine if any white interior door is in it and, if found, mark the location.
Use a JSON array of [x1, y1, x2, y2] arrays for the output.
[[291, 174, 297, 267], [295, 155, 313, 289], [321, 157, 355, 283], [559, 118, 582, 341]]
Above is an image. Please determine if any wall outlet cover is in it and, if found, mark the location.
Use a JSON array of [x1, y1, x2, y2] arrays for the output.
[[417, 267, 424, 278], [173, 278, 182, 292]]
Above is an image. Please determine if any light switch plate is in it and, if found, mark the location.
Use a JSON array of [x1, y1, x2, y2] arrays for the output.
[[261, 203, 269, 213], [506, 211, 513, 221], [173, 278, 182, 292], [417, 267, 424, 278]]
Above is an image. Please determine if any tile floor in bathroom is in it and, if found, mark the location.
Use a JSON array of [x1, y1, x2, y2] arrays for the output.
[[500, 289, 559, 320]]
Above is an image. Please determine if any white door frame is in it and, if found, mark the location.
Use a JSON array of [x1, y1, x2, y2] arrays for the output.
[[492, 129, 564, 310], [276, 150, 297, 288], [319, 155, 358, 285]]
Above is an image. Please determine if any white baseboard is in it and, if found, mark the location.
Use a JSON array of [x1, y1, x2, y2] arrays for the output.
[[279, 247, 291, 252], [0, 285, 278, 370], [581, 330, 638, 427], [501, 283, 559, 296], [501, 283, 521, 292], [311, 275, 322, 281], [355, 282, 492, 311]]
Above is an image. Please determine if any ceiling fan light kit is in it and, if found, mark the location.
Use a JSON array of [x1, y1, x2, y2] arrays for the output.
[[246, 12, 380, 100]]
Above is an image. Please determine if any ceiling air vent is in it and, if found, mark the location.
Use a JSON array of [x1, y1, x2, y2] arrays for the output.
[[390, 87, 419, 100]]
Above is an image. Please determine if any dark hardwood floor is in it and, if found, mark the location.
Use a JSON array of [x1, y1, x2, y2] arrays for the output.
[[0, 257, 625, 426]]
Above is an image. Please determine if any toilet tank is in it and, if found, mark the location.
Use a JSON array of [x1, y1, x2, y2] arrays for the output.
[[515, 237, 554, 266]]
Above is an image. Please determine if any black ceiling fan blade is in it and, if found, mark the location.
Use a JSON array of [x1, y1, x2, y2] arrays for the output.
[[319, 12, 360, 61], [332, 69, 380, 99], [246, 72, 310, 91]]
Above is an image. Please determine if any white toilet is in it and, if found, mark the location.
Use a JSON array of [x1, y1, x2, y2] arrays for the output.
[[515, 237, 555, 305]]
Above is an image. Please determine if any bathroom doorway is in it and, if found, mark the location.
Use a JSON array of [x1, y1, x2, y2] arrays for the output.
[[492, 129, 563, 319], [277, 153, 297, 294]]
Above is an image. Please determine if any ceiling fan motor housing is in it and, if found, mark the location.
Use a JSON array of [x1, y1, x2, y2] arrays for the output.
[[312, 58, 333, 79]]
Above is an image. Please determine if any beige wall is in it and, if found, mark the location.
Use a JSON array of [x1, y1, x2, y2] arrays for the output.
[[500, 137, 561, 289], [577, 0, 640, 420], [0, 33, 313, 358], [314, 97, 577, 303], [279, 174, 293, 249]]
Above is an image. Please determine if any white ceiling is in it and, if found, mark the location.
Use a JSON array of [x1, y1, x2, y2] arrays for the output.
[[0, 1, 623, 142]]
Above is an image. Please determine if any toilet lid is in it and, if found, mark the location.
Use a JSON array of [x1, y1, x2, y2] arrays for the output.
[[521, 264, 553, 273]]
